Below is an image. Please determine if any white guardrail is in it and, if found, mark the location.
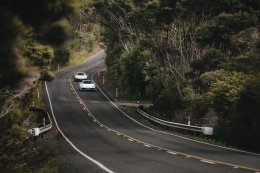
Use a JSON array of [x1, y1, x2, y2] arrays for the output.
[[27, 108, 52, 137], [137, 107, 214, 135], [39, 110, 52, 134]]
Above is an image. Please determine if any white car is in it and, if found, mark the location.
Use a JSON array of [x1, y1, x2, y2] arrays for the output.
[[79, 80, 96, 91], [74, 72, 88, 81]]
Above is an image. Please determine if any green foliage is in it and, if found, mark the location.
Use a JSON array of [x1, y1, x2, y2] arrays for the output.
[[3, 104, 22, 127], [118, 45, 148, 98], [54, 48, 71, 65], [40, 70, 55, 81], [45, 19, 72, 46], [182, 86, 208, 118], [194, 70, 226, 92], [191, 48, 226, 75], [231, 76, 260, 151], [207, 72, 249, 115], [0, 0, 80, 88], [8, 123, 25, 143], [155, 82, 183, 118], [25, 42, 54, 68], [213, 75, 260, 151], [0, 9, 28, 87], [94, 0, 260, 151], [196, 12, 256, 48]]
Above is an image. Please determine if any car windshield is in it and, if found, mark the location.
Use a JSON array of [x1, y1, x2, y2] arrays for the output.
[[77, 72, 85, 75], [82, 80, 91, 84]]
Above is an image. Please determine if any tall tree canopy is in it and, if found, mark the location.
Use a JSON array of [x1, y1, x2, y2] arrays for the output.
[[0, 0, 80, 88], [92, 0, 260, 152]]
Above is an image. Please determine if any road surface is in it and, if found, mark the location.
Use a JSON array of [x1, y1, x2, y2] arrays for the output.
[[43, 51, 260, 173]]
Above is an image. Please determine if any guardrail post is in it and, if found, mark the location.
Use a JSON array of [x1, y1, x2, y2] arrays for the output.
[[32, 101, 35, 108], [188, 116, 191, 126], [102, 76, 105, 85], [43, 117, 45, 126]]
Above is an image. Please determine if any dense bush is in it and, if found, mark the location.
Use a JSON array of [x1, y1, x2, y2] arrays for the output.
[[94, 0, 260, 151], [40, 70, 55, 81]]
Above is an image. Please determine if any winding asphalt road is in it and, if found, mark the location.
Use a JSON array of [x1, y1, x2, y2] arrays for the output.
[[43, 51, 260, 173]]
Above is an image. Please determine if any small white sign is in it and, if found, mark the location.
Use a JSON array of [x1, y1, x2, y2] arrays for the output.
[[27, 128, 40, 137], [203, 127, 214, 135]]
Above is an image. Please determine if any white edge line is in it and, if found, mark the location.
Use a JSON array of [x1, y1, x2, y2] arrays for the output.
[[200, 160, 216, 164], [167, 151, 177, 155], [91, 71, 260, 157], [45, 81, 115, 173]]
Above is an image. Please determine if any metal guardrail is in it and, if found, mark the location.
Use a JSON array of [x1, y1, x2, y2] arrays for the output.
[[27, 108, 52, 137], [39, 109, 52, 134], [137, 107, 214, 135], [39, 124, 52, 133]]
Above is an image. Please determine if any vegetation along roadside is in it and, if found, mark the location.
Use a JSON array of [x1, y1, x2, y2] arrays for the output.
[[92, 0, 260, 153]]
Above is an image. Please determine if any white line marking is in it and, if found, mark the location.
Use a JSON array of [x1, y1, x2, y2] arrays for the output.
[[128, 139, 134, 141], [167, 151, 177, 155], [116, 133, 121, 136], [144, 144, 151, 148], [45, 82, 114, 173], [233, 167, 238, 169], [66, 55, 260, 173], [92, 72, 260, 156], [200, 160, 216, 164]]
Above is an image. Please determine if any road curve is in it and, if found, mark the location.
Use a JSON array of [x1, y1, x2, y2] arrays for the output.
[[43, 51, 260, 173]]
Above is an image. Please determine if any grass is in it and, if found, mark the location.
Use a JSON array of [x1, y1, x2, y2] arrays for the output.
[[68, 46, 100, 66], [50, 45, 101, 72]]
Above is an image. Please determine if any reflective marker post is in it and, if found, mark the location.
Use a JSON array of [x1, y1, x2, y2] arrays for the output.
[[116, 88, 118, 98]]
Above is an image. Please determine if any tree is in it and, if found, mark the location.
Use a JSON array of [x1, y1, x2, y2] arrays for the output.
[[190, 48, 226, 75], [231, 77, 260, 151], [195, 12, 256, 48], [118, 45, 147, 98], [25, 42, 54, 68], [0, 0, 80, 88]]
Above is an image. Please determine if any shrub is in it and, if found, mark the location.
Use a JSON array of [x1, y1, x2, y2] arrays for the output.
[[40, 70, 55, 81]]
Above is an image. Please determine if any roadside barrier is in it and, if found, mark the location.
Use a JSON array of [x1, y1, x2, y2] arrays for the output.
[[27, 108, 52, 137], [137, 107, 213, 135], [39, 109, 52, 134]]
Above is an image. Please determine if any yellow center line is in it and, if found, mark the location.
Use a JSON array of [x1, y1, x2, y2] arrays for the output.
[[69, 75, 260, 172]]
